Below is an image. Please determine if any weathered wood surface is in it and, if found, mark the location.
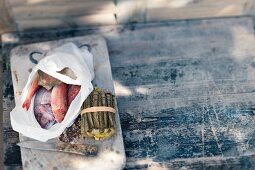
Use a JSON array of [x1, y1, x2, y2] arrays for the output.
[[109, 16, 255, 169], [5, 0, 117, 31], [11, 1, 116, 20], [15, 14, 117, 31], [3, 16, 255, 169], [9, 0, 117, 30], [3, 0, 255, 31], [146, 0, 249, 21], [117, 0, 251, 23], [0, 0, 16, 34], [0, 59, 4, 169]]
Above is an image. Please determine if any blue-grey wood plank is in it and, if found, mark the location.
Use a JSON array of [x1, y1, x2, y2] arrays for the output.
[[2, 16, 255, 169]]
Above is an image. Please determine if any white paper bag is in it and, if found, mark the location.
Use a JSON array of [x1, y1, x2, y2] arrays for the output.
[[10, 43, 94, 142]]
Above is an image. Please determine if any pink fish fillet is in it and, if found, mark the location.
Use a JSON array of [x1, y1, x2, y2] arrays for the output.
[[22, 73, 39, 110], [51, 83, 68, 123]]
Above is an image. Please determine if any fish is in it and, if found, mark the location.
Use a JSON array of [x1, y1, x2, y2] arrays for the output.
[[22, 73, 40, 110], [38, 70, 62, 90], [67, 85, 81, 106], [51, 83, 68, 123], [34, 87, 55, 129]]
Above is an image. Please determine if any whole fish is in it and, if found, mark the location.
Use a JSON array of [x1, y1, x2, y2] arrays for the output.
[[22, 73, 40, 110], [67, 85, 81, 107], [34, 87, 55, 129], [51, 83, 68, 123]]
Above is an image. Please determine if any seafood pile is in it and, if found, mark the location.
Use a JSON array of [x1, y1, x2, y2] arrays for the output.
[[22, 70, 80, 129]]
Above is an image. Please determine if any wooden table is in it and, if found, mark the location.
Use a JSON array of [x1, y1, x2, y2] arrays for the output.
[[3, 16, 255, 169]]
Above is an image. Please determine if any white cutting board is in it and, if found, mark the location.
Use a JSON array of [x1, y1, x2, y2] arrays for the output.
[[10, 35, 126, 170]]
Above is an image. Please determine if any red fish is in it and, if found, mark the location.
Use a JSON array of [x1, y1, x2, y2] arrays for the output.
[[51, 83, 68, 123], [22, 73, 40, 110], [67, 85, 81, 107]]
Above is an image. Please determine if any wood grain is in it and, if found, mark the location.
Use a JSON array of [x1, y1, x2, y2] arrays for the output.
[[0, 60, 3, 170], [0, 0, 16, 34], [4, 0, 255, 31], [116, 0, 146, 23], [16, 14, 116, 31], [146, 5, 244, 21], [7, 0, 114, 7], [146, 0, 246, 9], [11, 1, 116, 20], [2, 16, 255, 169], [107, 16, 255, 169]]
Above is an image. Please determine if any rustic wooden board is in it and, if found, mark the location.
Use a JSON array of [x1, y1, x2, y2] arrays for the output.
[[5, 0, 255, 31], [16, 14, 116, 31], [7, 0, 114, 7], [11, 1, 116, 20], [0, 60, 3, 169], [104, 16, 255, 169], [146, 0, 247, 8], [3, 16, 255, 169], [116, 0, 249, 23], [9, 35, 125, 170], [0, 0, 16, 34], [116, 0, 146, 24], [146, 6, 244, 21]]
